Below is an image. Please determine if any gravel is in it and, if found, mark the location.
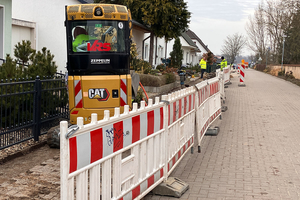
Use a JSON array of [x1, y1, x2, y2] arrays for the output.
[[0, 134, 48, 164]]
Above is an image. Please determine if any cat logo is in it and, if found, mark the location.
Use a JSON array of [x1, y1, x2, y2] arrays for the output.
[[88, 88, 110, 101]]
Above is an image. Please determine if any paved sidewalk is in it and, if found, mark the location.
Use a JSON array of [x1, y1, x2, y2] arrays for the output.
[[144, 69, 300, 200]]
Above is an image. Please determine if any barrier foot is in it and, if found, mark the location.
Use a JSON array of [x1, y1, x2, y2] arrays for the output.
[[151, 177, 189, 198], [198, 146, 201, 153], [191, 146, 194, 154], [238, 83, 246, 87], [222, 106, 228, 112], [205, 126, 219, 136], [219, 115, 222, 120]]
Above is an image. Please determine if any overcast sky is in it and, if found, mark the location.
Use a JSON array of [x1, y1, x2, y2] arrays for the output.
[[186, 0, 261, 56]]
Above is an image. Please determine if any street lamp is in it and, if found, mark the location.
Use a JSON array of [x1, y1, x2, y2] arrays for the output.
[[281, 34, 287, 71]]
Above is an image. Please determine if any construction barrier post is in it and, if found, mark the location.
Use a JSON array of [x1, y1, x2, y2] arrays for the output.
[[238, 64, 246, 87]]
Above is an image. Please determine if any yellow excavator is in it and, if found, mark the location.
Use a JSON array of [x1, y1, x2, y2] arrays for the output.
[[65, 4, 133, 124]]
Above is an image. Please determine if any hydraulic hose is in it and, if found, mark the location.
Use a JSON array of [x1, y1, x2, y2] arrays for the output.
[[139, 82, 149, 101]]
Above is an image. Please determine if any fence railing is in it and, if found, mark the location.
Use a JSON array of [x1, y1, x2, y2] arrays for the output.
[[0, 75, 69, 150], [0, 58, 5, 65]]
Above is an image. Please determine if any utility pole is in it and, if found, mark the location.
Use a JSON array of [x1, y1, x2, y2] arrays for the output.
[[281, 35, 287, 71]]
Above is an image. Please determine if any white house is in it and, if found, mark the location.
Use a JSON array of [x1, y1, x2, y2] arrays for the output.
[[11, 0, 81, 73], [132, 20, 151, 60], [0, 0, 12, 64], [141, 30, 203, 68], [186, 29, 211, 56], [167, 32, 201, 67], [7, 1, 211, 73]]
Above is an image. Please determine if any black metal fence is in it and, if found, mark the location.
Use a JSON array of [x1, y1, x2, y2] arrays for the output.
[[207, 63, 219, 73], [0, 75, 69, 150], [0, 59, 5, 65]]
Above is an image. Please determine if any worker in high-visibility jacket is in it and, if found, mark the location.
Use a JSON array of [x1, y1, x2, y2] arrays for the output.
[[220, 56, 227, 71], [199, 56, 207, 79]]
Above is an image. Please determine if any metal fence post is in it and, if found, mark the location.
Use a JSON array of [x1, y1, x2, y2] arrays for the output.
[[33, 76, 42, 141]]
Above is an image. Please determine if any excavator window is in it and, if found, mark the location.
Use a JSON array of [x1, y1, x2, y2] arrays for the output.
[[71, 21, 125, 53]]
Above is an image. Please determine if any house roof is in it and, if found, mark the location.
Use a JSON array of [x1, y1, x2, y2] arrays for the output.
[[186, 29, 211, 53], [181, 32, 201, 52], [132, 20, 151, 33]]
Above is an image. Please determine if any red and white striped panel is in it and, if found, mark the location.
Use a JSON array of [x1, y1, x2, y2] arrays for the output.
[[119, 168, 164, 200], [68, 107, 164, 174], [74, 80, 83, 108], [224, 68, 230, 83], [210, 108, 221, 123], [200, 108, 221, 137], [240, 64, 245, 83], [120, 79, 127, 106], [168, 94, 195, 126], [198, 85, 210, 107], [168, 137, 194, 172], [210, 82, 220, 96]]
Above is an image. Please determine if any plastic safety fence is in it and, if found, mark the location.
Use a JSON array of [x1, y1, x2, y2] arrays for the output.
[[163, 87, 196, 176], [60, 80, 223, 200], [216, 68, 227, 101], [223, 66, 231, 84], [60, 98, 166, 200], [195, 77, 222, 146]]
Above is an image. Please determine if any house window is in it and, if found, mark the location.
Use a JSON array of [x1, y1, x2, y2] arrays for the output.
[[161, 47, 164, 57], [145, 44, 149, 60], [186, 52, 189, 64]]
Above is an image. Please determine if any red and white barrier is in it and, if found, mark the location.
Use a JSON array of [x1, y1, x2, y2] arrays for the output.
[[216, 68, 225, 103], [163, 88, 196, 176], [120, 78, 127, 106], [195, 77, 222, 146], [74, 80, 83, 108], [61, 98, 167, 200], [223, 66, 230, 85], [60, 79, 223, 200], [239, 64, 246, 86]]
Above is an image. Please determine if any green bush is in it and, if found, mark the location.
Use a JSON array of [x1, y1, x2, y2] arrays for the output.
[[149, 69, 160, 75], [0, 40, 64, 129], [132, 89, 144, 104], [165, 73, 176, 84], [156, 64, 166, 72], [0, 40, 57, 79], [186, 64, 200, 73]]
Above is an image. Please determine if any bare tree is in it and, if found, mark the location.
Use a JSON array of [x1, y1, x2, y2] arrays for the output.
[[263, 0, 295, 63], [245, 3, 268, 62], [221, 33, 247, 64], [245, 0, 299, 64]]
